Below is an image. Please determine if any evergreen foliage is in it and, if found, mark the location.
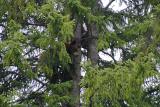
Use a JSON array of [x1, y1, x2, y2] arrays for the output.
[[0, 0, 159, 107]]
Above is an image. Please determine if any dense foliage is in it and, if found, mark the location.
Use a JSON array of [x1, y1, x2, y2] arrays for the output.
[[0, 0, 159, 107]]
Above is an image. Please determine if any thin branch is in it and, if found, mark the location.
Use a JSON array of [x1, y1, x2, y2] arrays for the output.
[[25, 21, 46, 27], [34, 78, 47, 86], [0, 33, 5, 36], [102, 50, 117, 64], [105, 0, 115, 9], [0, 23, 5, 28]]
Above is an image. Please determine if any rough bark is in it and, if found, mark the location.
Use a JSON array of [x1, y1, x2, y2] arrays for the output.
[[87, 22, 99, 107], [70, 23, 82, 107], [88, 23, 99, 66]]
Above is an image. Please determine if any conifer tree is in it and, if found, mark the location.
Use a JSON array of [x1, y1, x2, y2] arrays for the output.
[[0, 0, 159, 107]]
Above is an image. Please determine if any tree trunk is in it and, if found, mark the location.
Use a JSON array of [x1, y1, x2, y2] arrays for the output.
[[87, 23, 99, 107], [70, 23, 82, 107], [88, 23, 99, 65]]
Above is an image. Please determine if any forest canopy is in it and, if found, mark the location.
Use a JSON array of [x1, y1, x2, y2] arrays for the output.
[[0, 0, 160, 107]]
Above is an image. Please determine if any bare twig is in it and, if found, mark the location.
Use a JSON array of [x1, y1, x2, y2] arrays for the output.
[[105, 0, 115, 9], [102, 50, 117, 64]]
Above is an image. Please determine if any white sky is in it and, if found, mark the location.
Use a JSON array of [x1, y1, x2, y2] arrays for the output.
[[99, 49, 122, 62], [101, 0, 127, 11]]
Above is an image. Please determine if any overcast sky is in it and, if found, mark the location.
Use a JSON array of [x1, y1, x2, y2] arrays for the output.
[[101, 0, 127, 11]]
